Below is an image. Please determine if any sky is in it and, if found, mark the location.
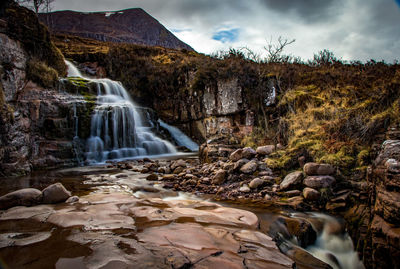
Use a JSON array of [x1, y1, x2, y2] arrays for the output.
[[52, 0, 400, 62]]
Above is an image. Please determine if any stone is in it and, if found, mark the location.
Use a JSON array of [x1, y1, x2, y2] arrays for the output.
[[0, 188, 42, 210], [162, 174, 176, 180], [249, 177, 264, 189], [234, 158, 249, 171], [303, 187, 320, 201], [229, 149, 243, 162], [42, 183, 71, 204], [170, 159, 187, 170], [303, 162, 335, 176], [280, 171, 303, 191], [303, 176, 336, 189], [241, 147, 257, 159], [374, 187, 400, 223], [256, 145, 275, 156], [146, 174, 158, 181], [212, 169, 226, 185], [385, 159, 400, 173], [239, 185, 251, 193], [66, 196, 79, 203], [173, 166, 184, 174], [240, 160, 258, 174], [264, 194, 272, 201], [284, 190, 302, 197], [223, 162, 234, 171]]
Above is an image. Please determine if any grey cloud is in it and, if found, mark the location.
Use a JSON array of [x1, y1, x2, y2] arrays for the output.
[[258, 0, 344, 23]]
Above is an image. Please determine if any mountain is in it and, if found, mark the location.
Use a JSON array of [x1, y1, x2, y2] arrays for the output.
[[39, 8, 194, 51]]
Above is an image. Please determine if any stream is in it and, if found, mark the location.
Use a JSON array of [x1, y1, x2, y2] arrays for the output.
[[0, 156, 364, 269]]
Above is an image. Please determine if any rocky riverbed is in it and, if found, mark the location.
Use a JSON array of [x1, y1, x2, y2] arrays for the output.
[[0, 156, 367, 269]]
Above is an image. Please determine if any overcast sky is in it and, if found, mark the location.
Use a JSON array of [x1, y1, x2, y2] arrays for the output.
[[52, 0, 400, 62]]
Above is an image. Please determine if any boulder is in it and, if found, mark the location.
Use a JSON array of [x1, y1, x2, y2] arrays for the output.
[[303, 187, 320, 201], [249, 177, 264, 189], [280, 171, 303, 191], [0, 188, 42, 210], [256, 145, 275, 156], [146, 174, 159, 181], [303, 163, 335, 176], [241, 147, 257, 159], [212, 169, 226, 185], [42, 183, 71, 204], [303, 176, 336, 189], [229, 149, 243, 162], [240, 160, 258, 174], [170, 159, 187, 170]]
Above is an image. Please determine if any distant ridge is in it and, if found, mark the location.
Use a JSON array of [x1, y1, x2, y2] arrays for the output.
[[39, 8, 194, 51]]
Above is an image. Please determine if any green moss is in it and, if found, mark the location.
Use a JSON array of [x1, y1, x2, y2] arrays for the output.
[[357, 149, 371, 166], [26, 59, 59, 88]]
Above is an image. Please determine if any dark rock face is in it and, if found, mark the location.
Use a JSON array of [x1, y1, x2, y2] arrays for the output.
[[39, 9, 193, 51]]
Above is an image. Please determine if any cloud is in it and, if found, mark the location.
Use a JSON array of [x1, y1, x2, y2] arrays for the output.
[[212, 28, 240, 43], [52, 0, 400, 62]]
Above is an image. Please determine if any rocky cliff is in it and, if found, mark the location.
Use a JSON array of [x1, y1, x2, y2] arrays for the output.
[[39, 8, 194, 51], [0, 2, 90, 176]]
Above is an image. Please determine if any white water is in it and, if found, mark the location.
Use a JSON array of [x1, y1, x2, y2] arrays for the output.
[[65, 60, 83, 77], [305, 213, 365, 269], [65, 60, 178, 163], [158, 120, 199, 151]]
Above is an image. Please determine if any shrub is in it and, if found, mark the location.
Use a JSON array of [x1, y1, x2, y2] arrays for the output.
[[26, 58, 59, 88]]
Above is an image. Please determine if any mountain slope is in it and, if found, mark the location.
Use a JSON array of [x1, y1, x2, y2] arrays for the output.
[[39, 8, 194, 51]]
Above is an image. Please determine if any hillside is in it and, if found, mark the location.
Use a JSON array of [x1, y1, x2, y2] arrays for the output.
[[39, 8, 194, 51]]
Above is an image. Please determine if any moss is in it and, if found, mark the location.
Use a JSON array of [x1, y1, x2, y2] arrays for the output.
[[357, 149, 371, 166], [26, 59, 59, 88]]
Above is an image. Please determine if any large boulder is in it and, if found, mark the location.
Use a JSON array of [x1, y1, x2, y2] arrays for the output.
[[0, 188, 42, 210], [240, 160, 258, 174], [280, 171, 303, 191], [42, 183, 71, 204], [256, 145, 275, 156], [303, 176, 336, 189], [303, 163, 335, 176]]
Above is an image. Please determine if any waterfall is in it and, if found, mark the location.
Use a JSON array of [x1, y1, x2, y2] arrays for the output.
[[158, 120, 199, 151], [65, 60, 83, 77], [306, 213, 365, 269], [65, 60, 177, 163]]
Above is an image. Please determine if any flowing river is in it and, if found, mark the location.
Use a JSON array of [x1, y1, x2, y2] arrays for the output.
[[0, 157, 364, 269]]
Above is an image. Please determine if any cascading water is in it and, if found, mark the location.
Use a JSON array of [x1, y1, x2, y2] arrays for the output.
[[65, 60, 177, 163], [158, 120, 199, 151]]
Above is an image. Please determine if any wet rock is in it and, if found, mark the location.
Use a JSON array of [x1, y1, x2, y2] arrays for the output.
[[256, 145, 275, 156], [162, 174, 176, 180], [0, 188, 42, 210], [212, 169, 226, 185], [304, 162, 335, 176], [146, 173, 158, 181], [385, 158, 400, 173], [42, 183, 71, 204], [240, 160, 258, 174], [249, 177, 264, 189], [0, 232, 52, 248], [264, 194, 272, 201], [222, 162, 234, 171], [374, 187, 400, 223], [303, 176, 336, 189], [239, 184, 251, 193], [280, 171, 303, 191], [242, 147, 257, 159], [66, 196, 79, 203], [173, 166, 184, 174], [303, 187, 320, 201], [325, 202, 347, 211], [229, 148, 243, 162]]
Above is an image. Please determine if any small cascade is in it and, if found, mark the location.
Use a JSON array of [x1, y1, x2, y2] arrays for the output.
[[306, 213, 365, 269], [158, 120, 199, 151], [65, 60, 83, 77], [65, 60, 177, 163]]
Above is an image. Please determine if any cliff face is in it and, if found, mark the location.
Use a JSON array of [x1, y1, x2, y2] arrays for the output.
[[0, 2, 90, 176], [39, 9, 194, 51]]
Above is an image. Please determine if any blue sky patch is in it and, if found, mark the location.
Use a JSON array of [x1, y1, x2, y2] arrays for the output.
[[212, 28, 240, 43], [396, 0, 400, 7]]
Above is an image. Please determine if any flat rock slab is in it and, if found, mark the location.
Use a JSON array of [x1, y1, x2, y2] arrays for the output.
[[0, 192, 294, 268]]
